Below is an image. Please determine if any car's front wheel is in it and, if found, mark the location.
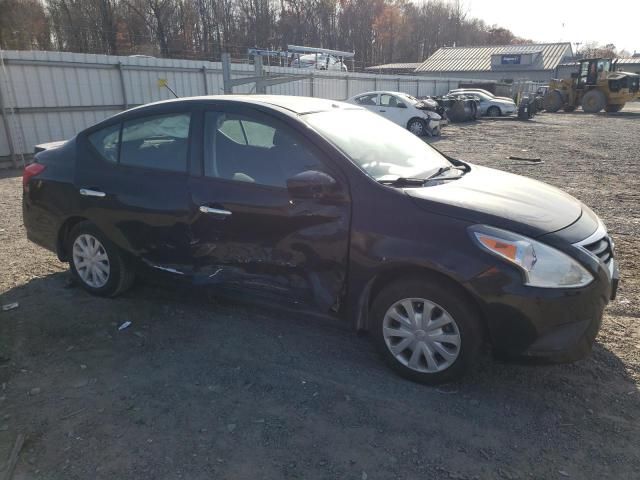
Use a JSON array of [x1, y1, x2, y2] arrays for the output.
[[371, 278, 482, 384], [486, 106, 501, 117], [67, 221, 134, 297], [407, 118, 427, 136]]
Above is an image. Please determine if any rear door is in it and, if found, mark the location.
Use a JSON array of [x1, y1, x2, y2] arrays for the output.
[[187, 106, 351, 312], [76, 109, 195, 273]]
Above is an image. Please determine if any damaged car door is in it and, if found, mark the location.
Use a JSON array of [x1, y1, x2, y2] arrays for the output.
[[76, 110, 195, 274], [187, 107, 351, 312]]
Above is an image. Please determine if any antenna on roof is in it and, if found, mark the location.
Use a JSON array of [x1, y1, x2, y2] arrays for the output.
[[157, 78, 179, 98]]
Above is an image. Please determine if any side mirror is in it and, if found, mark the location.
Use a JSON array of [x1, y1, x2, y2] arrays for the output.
[[397, 103, 407, 108], [287, 170, 337, 199]]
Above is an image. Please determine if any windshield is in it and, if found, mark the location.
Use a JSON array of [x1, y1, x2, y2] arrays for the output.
[[398, 93, 418, 103], [304, 109, 450, 180]]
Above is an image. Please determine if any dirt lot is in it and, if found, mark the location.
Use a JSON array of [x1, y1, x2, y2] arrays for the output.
[[1, 105, 639, 479]]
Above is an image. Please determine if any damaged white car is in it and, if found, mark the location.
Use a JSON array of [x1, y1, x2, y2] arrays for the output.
[[346, 91, 443, 137]]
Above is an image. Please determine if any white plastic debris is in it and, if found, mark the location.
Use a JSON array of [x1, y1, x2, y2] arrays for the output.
[[118, 321, 132, 331], [2, 302, 19, 312]]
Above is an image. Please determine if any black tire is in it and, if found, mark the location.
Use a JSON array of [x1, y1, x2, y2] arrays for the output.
[[67, 221, 134, 297], [486, 106, 501, 117], [543, 90, 563, 112], [605, 104, 624, 113], [517, 99, 531, 120], [407, 118, 427, 136], [582, 89, 606, 113], [563, 105, 576, 112], [470, 101, 479, 120], [371, 278, 482, 384]]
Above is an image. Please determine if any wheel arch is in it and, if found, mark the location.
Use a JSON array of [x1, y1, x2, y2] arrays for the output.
[[355, 265, 489, 338], [56, 216, 89, 261], [406, 116, 426, 129]]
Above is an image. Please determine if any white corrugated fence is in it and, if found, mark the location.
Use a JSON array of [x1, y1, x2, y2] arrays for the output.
[[0, 50, 474, 164]]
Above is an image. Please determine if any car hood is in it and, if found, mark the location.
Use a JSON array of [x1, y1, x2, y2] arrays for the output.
[[404, 164, 583, 237]]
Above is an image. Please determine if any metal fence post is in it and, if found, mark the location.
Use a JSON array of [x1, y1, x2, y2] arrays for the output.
[[374, 76, 378, 90], [222, 53, 232, 94], [416, 79, 419, 97], [397, 77, 401, 91], [202, 66, 209, 95], [117, 62, 128, 109], [309, 72, 314, 98], [0, 79, 17, 167], [254, 56, 266, 94], [345, 74, 349, 99]]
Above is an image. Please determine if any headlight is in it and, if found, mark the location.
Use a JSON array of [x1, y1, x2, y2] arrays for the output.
[[469, 225, 593, 288]]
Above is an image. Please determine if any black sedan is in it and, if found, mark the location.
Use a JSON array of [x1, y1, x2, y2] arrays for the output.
[[22, 95, 618, 384]]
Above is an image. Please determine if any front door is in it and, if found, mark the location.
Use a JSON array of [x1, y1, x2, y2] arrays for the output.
[[187, 107, 351, 312], [76, 111, 194, 273], [379, 94, 408, 126]]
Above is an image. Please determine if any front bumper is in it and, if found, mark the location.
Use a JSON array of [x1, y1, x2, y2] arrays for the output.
[[469, 256, 617, 362]]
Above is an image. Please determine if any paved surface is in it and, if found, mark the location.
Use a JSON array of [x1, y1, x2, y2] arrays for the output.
[[1, 105, 639, 479]]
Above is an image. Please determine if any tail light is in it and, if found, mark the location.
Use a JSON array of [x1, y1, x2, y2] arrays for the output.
[[23, 163, 46, 188]]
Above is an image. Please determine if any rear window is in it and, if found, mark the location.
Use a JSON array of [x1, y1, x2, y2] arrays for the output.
[[88, 124, 120, 163], [87, 113, 191, 172]]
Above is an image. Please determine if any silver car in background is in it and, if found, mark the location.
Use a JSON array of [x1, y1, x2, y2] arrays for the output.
[[448, 89, 516, 117]]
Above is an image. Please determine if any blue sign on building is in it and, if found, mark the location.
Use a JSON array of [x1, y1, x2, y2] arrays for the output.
[[501, 55, 522, 65]]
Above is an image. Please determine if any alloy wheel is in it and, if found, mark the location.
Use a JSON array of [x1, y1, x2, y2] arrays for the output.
[[382, 298, 461, 373], [72, 233, 110, 288]]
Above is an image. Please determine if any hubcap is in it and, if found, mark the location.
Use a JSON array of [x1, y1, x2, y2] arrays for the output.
[[382, 298, 461, 373], [72, 234, 110, 288], [409, 121, 424, 135]]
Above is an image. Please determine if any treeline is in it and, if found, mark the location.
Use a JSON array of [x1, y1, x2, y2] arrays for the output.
[[0, 0, 530, 68]]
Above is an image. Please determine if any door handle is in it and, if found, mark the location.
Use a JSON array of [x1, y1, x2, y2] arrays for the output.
[[199, 206, 232, 216], [79, 188, 106, 198], [379, 109, 386, 112]]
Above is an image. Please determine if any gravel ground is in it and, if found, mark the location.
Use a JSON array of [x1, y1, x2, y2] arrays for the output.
[[1, 106, 639, 479]]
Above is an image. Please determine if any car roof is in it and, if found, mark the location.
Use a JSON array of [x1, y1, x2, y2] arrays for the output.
[[122, 95, 361, 116], [351, 91, 415, 98]]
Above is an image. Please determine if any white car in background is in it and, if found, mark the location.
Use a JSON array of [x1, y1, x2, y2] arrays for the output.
[[448, 89, 516, 117], [346, 91, 442, 136], [291, 54, 348, 72]]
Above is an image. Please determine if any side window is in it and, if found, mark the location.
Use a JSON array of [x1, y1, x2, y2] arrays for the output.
[[204, 112, 324, 188], [380, 94, 404, 108], [88, 123, 120, 163], [120, 113, 190, 172], [355, 94, 378, 106]]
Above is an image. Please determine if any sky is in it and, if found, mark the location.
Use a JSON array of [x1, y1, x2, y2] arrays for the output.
[[466, 0, 640, 55]]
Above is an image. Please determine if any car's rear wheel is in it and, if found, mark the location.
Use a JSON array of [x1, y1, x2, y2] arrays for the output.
[[371, 279, 482, 384], [486, 106, 501, 117], [407, 118, 427, 136], [68, 222, 134, 297]]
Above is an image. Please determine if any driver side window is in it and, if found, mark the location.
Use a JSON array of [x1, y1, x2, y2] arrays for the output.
[[380, 94, 404, 108], [204, 111, 324, 188]]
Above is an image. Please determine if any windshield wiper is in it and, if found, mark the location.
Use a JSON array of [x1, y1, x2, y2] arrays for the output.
[[378, 165, 467, 187], [377, 177, 427, 187], [424, 165, 465, 182]]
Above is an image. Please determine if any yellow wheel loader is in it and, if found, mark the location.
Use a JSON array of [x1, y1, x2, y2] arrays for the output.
[[543, 58, 640, 113]]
